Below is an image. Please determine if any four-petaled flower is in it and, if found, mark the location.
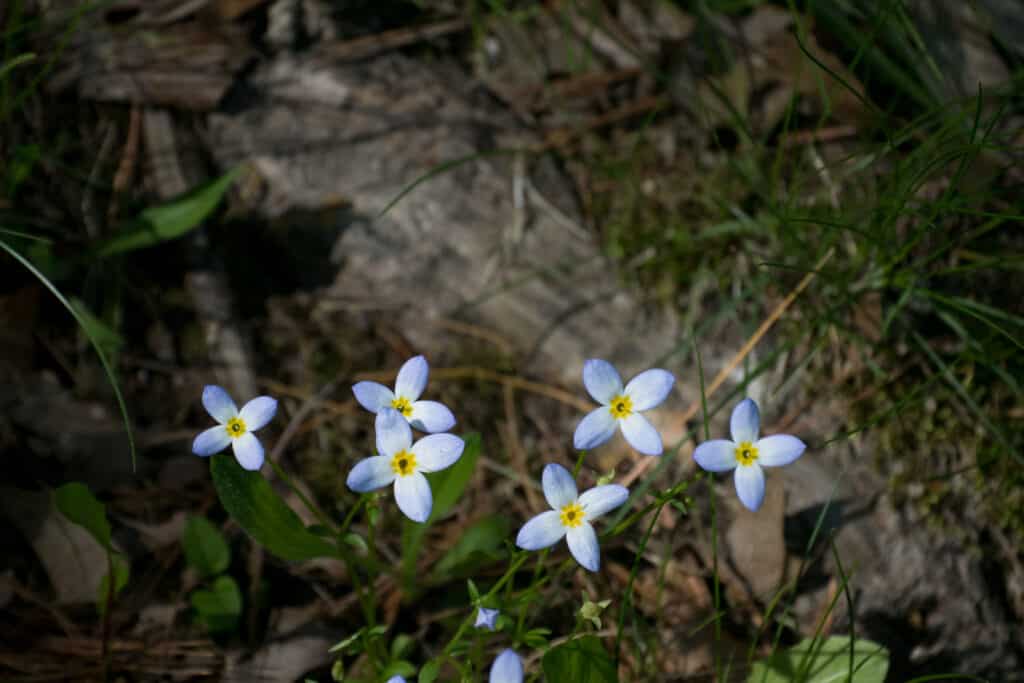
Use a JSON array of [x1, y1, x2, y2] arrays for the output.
[[475, 607, 500, 631], [693, 398, 806, 511], [489, 649, 523, 683], [516, 464, 628, 572], [347, 408, 465, 522], [192, 385, 278, 471], [352, 355, 456, 433], [573, 359, 675, 456]]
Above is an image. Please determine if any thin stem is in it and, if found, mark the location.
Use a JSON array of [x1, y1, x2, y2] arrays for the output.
[[572, 450, 587, 477], [443, 553, 528, 659], [614, 501, 665, 667], [267, 459, 338, 534]]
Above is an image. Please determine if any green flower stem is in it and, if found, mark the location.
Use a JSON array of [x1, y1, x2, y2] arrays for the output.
[[340, 495, 368, 536], [443, 552, 528, 659], [516, 548, 550, 638], [267, 459, 339, 535], [572, 450, 587, 477], [613, 498, 666, 667]]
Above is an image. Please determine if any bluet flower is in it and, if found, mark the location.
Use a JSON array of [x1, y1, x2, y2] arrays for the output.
[[386, 677, 406, 683], [693, 398, 806, 511], [353, 355, 455, 433], [516, 463, 628, 572], [475, 607, 500, 630], [573, 359, 674, 455], [347, 408, 465, 522], [490, 649, 523, 683], [192, 385, 277, 471]]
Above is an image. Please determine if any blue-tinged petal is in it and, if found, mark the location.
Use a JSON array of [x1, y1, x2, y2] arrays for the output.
[[202, 385, 237, 423], [730, 398, 760, 444], [411, 433, 464, 472], [620, 413, 663, 455], [193, 425, 231, 456], [475, 607, 500, 630], [238, 396, 277, 431], [542, 463, 578, 510], [566, 522, 600, 572], [582, 359, 623, 405], [395, 355, 429, 401], [573, 407, 617, 451], [394, 471, 433, 522], [734, 464, 766, 512], [346, 455, 395, 492], [623, 368, 674, 411], [408, 400, 455, 433], [693, 440, 738, 472], [489, 649, 524, 683], [352, 381, 395, 413], [232, 432, 264, 471], [386, 677, 406, 683], [515, 510, 566, 550], [578, 484, 628, 520], [376, 407, 413, 457], [756, 434, 806, 467]]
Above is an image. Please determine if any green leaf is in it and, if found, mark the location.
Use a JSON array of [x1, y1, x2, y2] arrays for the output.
[[70, 297, 122, 360], [183, 515, 231, 577], [381, 661, 417, 678], [97, 167, 240, 257], [209, 453, 338, 562], [418, 659, 441, 683], [54, 482, 112, 551], [542, 635, 617, 683], [97, 554, 130, 615], [432, 514, 510, 578], [747, 636, 890, 683], [401, 433, 481, 588], [191, 575, 243, 634]]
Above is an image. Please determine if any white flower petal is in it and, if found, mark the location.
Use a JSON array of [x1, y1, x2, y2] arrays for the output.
[[394, 471, 433, 523], [192, 425, 231, 456], [730, 398, 760, 444], [346, 455, 396, 492], [352, 381, 395, 413], [756, 434, 806, 467], [541, 463, 578, 509], [376, 408, 413, 457], [238, 396, 277, 431], [623, 368, 674, 411], [489, 649, 523, 683], [735, 463, 766, 512], [573, 407, 618, 451], [566, 523, 600, 572], [395, 355, 429, 401], [515, 510, 566, 550], [693, 440, 738, 472], [202, 385, 237, 423], [582, 359, 623, 404], [231, 432, 264, 471], [411, 433, 464, 472], [578, 484, 628, 520], [620, 413, 663, 455], [408, 400, 456, 433]]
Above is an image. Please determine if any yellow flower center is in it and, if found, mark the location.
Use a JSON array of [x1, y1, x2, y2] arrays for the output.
[[559, 502, 585, 528], [390, 449, 417, 476], [391, 396, 413, 417], [225, 417, 247, 439], [608, 394, 633, 420], [735, 441, 759, 466]]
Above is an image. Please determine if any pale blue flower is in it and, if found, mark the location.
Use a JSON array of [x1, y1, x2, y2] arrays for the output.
[[347, 408, 465, 522], [693, 398, 806, 511], [475, 607, 500, 630], [490, 649, 523, 683], [386, 677, 406, 683], [573, 359, 674, 455], [516, 464, 628, 572], [352, 355, 455, 433], [192, 385, 277, 471]]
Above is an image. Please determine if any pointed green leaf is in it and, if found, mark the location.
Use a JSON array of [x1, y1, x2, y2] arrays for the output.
[[54, 482, 112, 551], [209, 453, 337, 562], [191, 575, 243, 634], [97, 167, 240, 257]]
